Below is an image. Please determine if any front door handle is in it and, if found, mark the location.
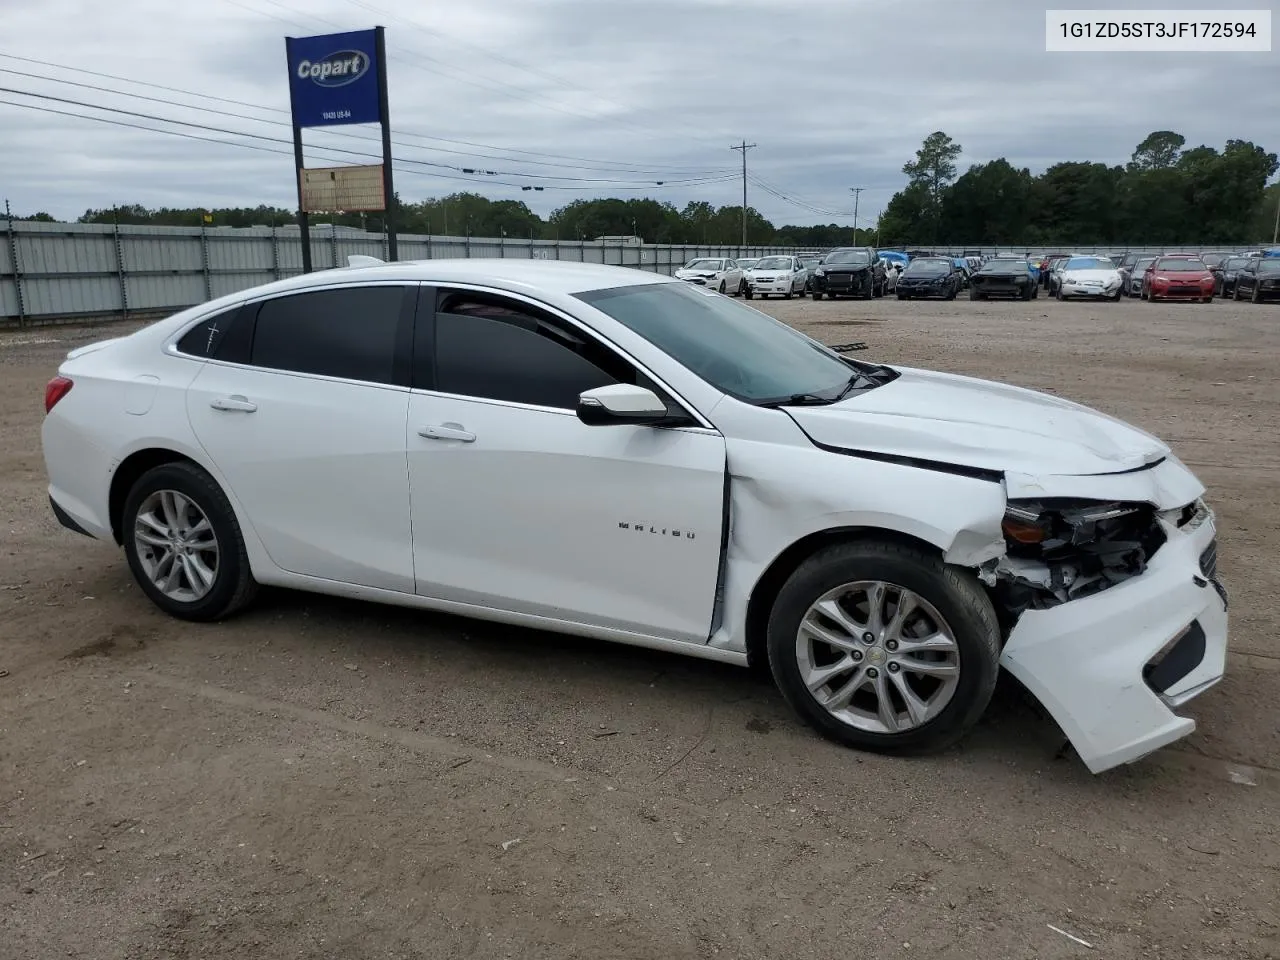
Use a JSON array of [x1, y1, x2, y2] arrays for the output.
[[210, 395, 257, 413], [418, 423, 476, 443]]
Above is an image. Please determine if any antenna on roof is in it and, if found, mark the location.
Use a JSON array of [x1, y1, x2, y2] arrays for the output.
[[347, 255, 385, 268]]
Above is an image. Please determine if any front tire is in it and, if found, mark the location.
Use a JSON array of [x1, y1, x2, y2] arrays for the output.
[[766, 539, 1000, 757], [122, 462, 258, 621], [811, 290, 823, 301]]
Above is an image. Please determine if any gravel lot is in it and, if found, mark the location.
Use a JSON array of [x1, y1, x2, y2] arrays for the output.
[[2, 293, 1279, 959]]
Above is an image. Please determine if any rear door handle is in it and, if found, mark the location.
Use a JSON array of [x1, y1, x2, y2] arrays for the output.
[[418, 423, 475, 443], [210, 395, 257, 413]]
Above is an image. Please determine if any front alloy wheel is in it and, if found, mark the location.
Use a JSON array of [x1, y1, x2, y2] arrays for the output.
[[767, 539, 1000, 756], [794, 582, 961, 734]]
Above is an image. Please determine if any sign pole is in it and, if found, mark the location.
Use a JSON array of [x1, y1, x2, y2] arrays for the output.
[[292, 119, 312, 274], [285, 36, 313, 274], [375, 26, 397, 261]]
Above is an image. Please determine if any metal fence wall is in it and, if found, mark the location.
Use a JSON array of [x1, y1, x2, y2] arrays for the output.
[[0, 219, 807, 327], [2, 220, 1264, 327]]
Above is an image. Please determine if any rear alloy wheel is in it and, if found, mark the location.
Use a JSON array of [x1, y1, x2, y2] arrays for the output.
[[767, 539, 1000, 756], [123, 462, 257, 621]]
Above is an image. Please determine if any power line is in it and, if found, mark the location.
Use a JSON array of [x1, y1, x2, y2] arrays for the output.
[[0, 94, 735, 194], [0, 64, 729, 179], [0, 84, 734, 190], [0, 51, 731, 176], [748, 176, 853, 218]]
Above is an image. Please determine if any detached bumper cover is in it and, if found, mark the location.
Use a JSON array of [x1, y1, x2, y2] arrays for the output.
[[999, 512, 1227, 774]]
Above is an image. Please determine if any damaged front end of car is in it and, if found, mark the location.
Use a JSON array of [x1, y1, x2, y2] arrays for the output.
[[980, 476, 1228, 775], [979, 498, 1169, 617]]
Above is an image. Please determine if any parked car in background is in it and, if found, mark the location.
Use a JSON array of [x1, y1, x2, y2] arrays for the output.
[[1047, 256, 1075, 295], [811, 247, 885, 300], [1123, 256, 1158, 297], [1142, 257, 1215, 303], [1216, 256, 1253, 298], [1056, 255, 1123, 301], [745, 255, 807, 299], [970, 258, 1038, 300], [799, 256, 822, 293], [952, 258, 973, 289], [1043, 256, 1068, 289], [675, 257, 745, 296], [882, 261, 901, 292], [896, 257, 960, 300], [1233, 257, 1280, 302], [735, 257, 759, 273], [1198, 252, 1234, 271]]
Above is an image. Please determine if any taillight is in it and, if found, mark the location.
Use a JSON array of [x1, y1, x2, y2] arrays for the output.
[[45, 376, 73, 413]]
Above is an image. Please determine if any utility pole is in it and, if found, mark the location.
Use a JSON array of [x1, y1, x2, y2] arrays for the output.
[[850, 187, 864, 244], [730, 140, 756, 247]]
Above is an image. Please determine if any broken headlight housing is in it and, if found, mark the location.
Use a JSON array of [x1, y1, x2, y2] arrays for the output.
[[991, 498, 1166, 614]]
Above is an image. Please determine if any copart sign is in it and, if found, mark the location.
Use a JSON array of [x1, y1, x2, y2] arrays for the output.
[[285, 29, 381, 128]]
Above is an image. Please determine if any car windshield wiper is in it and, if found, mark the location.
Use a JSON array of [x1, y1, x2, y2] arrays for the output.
[[835, 365, 894, 401], [754, 393, 835, 408]]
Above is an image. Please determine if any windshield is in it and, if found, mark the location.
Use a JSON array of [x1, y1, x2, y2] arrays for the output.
[[1224, 257, 1251, 270], [1155, 258, 1206, 271], [753, 257, 792, 270], [905, 260, 948, 275], [982, 259, 1026, 272], [800, 258, 820, 268], [1134, 258, 1157, 270], [576, 281, 865, 404], [823, 250, 871, 265], [1064, 256, 1114, 270], [736, 258, 758, 269], [1259, 260, 1280, 275], [683, 259, 723, 271]]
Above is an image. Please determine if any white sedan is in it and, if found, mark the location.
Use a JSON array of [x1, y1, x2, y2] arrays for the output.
[[1055, 255, 1123, 301], [673, 257, 744, 296], [41, 258, 1228, 773], [746, 255, 808, 299]]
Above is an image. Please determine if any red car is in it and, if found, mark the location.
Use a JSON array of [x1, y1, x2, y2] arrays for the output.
[[1142, 256, 1215, 303]]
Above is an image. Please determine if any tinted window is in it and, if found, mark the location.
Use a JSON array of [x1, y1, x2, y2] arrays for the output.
[[432, 292, 628, 409], [576, 281, 859, 405], [249, 286, 408, 384], [176, 307, 247, 361]]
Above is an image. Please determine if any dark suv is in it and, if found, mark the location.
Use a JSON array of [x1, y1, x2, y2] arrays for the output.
[[811, 247, 886, 299]]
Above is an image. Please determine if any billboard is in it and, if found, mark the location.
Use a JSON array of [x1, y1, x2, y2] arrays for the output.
[[285, 29, 381, 128], [300, 164, 386, 213]]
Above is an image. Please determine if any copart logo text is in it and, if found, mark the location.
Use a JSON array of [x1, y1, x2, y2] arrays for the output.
[[296, 50, 370, 87]]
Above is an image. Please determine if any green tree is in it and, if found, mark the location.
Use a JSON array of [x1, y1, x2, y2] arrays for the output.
[[940, 158, 1033, 246], [1128, 130, 1186, 172], [902, 131, 962, 242]]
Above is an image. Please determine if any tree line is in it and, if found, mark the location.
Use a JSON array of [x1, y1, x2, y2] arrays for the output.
[[10, 127, 1277, 247], [879, 130, 1278, 247]]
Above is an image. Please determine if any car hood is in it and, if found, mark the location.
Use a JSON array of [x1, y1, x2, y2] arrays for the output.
[[1062, 268, 1121, 282], [676, 269, 719, 277], [785, 366, 1170, 478]]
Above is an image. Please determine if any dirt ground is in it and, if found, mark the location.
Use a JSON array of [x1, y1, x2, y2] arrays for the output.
[[2, 292, 1279, 960]]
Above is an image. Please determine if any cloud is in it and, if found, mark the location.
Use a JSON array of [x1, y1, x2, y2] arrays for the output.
[[1, 0, 1276, 225]]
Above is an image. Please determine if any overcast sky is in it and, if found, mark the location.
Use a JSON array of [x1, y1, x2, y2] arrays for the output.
[[2, 0, 1277, 227]]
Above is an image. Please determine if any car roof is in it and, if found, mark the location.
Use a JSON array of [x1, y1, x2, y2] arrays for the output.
[[246, 258, 675, 298]]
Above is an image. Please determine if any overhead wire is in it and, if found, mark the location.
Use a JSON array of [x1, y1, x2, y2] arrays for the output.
[[0, 51, 730, 176], [0, 92, 736, 193], [0, 71, 729, 186]]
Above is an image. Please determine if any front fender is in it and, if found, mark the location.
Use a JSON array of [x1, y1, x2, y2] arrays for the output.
[[709, 439, 1007, 654]]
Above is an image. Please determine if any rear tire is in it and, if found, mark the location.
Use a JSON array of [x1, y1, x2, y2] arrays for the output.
[[969, 287, 980, 300], [718, 280, 726, 294], [766, 539, 1001, 757], [811, 291, 823, 301], [122, 462, 258, 622]]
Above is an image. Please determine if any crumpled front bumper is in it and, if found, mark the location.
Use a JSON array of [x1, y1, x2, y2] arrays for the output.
[[1061, 281, 1120, 298], [999, 510, 1227, 774]]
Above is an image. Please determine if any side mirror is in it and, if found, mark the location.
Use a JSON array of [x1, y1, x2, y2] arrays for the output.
[[577, 384, 671, 427]]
